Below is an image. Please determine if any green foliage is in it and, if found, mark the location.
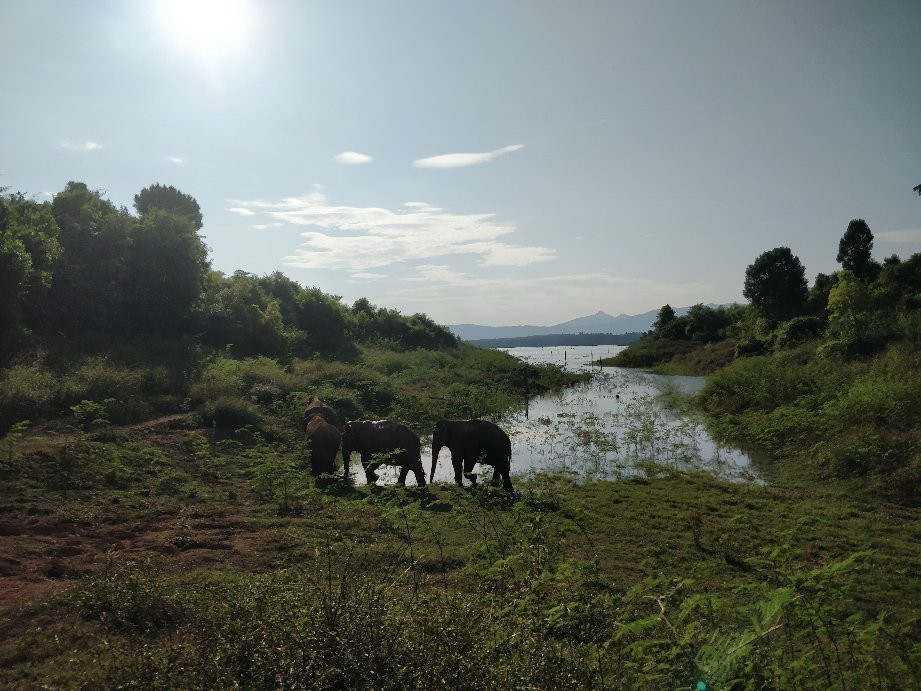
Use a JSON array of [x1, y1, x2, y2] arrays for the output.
[[837, 218, 878, 281], [743, 246, 809, 321], [73, 559, 179, 632], [121, 209, 209, 333], [773, 315, 825, 350], [201, 395, 262, 430], [134, 183, 203, 230], [70, 399, 114, 430]]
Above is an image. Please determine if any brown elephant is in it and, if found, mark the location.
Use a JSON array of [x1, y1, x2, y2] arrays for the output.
[[302, 397, 342, 476], [342, 420, 426, 486], [431, 419, 513, 491]]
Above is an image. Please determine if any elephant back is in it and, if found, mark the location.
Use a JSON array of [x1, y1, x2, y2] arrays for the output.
[[303, 396, 339, 428]]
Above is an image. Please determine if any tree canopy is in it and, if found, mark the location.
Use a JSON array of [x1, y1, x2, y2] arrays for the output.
[[743, 247, 808, 321], [837, 219, 877, 281]]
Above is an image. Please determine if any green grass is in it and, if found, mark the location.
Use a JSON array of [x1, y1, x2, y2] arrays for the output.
[[1, 419, 920, 689], [2, 341, 920, 688]]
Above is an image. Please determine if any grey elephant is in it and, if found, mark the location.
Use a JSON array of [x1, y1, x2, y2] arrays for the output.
[[302, 396, 342, 476], [342, 420, 427, 486], [430, 419, 513, 492]]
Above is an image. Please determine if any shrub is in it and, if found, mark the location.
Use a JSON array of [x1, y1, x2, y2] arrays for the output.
[[773, 316, 825, 350], [202, 395, 262, 430]]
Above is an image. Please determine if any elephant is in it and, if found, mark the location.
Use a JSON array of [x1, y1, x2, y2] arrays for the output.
[[342, 420, 426, 486], [430, 419, 513, 492], [302, 396, 339, 426], [302, 397, 342, 476]]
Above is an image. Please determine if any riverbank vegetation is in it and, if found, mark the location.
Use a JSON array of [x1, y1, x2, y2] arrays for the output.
[[604, 218, 921, 500], [3, 187, 921, 687]]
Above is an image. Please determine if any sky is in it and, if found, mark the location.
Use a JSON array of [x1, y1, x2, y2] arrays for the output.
[[2, 1, 920, 326]]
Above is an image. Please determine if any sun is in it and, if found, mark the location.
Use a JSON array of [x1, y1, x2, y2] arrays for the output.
[[153, 0, 254, 71]]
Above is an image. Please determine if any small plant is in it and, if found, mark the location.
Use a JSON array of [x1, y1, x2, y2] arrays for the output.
[[2, 419, 30, 469], [71, 398, 114, 431]]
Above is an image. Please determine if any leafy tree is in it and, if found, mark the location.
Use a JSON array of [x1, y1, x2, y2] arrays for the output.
[[684, 304, 731, 343], [48, 182, 133, 333], [743, 247, 808, 321], [134, 184, 203, 230], [807, 272, 838, 320], [652, 304, 677, 334], [837, 219, 879, 281], [826, 271, 874, 351], [874, 252, 921, 311], [0, 195, 61, 348], [199, 271, 286, 358], [122, 209, 209, 332]]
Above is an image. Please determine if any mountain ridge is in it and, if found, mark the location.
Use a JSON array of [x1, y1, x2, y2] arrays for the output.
[[448, 306, 728, 341]]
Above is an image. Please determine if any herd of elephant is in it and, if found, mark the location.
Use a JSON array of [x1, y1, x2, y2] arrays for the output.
[[301, 397, 515, 492]]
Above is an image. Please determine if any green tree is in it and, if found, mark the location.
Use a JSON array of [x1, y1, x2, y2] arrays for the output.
[[807, 272, 838, 320], [199, 271, 286, 358], [837, 219, 878, 281], [122, 209, 209, 332], [652, 304, 677, 334], [134, 184, 203, 230], [743, 247, 808, 321], [826, 271, 873, 349], [684, 304, 731, 342], [48, 182, 133, 333], [0, 195, 61, 349]]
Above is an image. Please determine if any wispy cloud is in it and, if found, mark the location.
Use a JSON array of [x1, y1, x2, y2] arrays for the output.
[[228, 207, 256, 216], [253, 222, 283, 230], [335, 151, 373, 165], [413, 144, 524, 169], [61, 140, 102, 152], [165, 155, 185, 164], [350, 272, 388, 281], [227, 187, 554, 272], [877, 228, 921, 244]]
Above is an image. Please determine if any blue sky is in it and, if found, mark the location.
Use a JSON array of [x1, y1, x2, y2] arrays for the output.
[[2, 1, 919, 325]]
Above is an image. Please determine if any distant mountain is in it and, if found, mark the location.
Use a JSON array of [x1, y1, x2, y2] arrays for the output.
[[468, 332, 643, 349], [448, 308, 694, 342]]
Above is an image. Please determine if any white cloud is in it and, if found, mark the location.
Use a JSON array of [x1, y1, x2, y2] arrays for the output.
[[335, 151, 373, 165], [413, 144, 524, 169], [61, 140, 102, 152], [228, 188, 554, 272], [40, 191, 54, 199], [349, 272, 388, 281], [877, 228, 921, 244], [253, 222, 283, 230], [228, 207, 256, 216], [165, 155, 185, 164]]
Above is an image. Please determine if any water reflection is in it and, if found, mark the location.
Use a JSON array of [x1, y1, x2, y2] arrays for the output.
[[351, 345, 760, 486], [499, 345, 759, 483]]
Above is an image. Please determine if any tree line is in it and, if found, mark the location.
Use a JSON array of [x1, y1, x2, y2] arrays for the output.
[[0, 182, 457, 365], [646, 218, 921, 356]]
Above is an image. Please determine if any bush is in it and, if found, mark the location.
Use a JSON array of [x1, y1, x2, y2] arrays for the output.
[[773, 316, 825, 350], [202, 396, 262, 430]]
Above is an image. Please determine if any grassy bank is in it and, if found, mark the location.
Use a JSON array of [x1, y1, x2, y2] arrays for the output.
[[1, 449, 919, 688]]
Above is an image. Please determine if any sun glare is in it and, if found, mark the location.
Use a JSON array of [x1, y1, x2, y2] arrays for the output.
[[154, 0, 254, 71]]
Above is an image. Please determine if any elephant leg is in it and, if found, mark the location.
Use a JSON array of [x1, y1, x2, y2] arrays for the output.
[[362, 453, 381, 484], [452, 452, 464, 486], [413, 463, 427, 487], [463, 455, 478, 484], [397, 466, 409, 485], [490, 467, 500, 485], [502, 469, 514, 492]]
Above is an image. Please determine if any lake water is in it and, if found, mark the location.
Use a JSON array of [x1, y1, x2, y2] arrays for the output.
[[352, 345, 760, 486]]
